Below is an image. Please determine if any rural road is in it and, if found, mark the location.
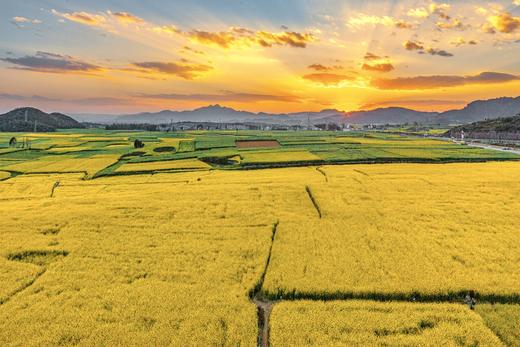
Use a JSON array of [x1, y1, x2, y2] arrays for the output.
[[434, 136, 520, 156], [465, 142, 520, 155]]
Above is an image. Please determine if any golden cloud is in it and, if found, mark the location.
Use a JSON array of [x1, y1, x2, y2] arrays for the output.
[[183, 28, 315, 48], [403, 40, 424, 50], [51, 9, 106, 27], [436, 18, 469, 31], [152, 25, 181, 35], [407, 8, 429, 18], [302, 73, 354, 86], [363, 53, 382, 61], [347, 14, 414, 30], [403, 40, 453, 57], [108, 11, 144, 24], [362, 63, 394, 73], [429, 3, 451, 20], [483, 12, 520, 33], [450, 37, 477, 46], [130, 61, 212, 80], [372, 72, 519, 90], [308, 63, 342, 71], [361, 52, 393, 73]]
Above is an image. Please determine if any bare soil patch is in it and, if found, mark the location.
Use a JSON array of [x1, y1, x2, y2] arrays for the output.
[[236, 140, 280, 149]]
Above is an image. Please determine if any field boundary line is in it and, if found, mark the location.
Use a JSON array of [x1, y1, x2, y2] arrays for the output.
[[260, 289, 520, 304], [315, 167, 328, 182], [305, 185, 322, 218], [249, 221, 279, 347], [0, 268, 46, 306]]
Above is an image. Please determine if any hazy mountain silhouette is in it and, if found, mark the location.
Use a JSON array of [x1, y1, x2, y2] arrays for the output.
[[11, 96, 519, 127], [0, 107, 84, 132], [72, 97, 518, 125]]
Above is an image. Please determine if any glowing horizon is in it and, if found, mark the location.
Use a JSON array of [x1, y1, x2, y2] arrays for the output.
[[0, 0, 519, 114]]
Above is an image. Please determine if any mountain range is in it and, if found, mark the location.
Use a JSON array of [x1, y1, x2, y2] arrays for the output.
[[70, 96, 520, 126], [3, 96, 519, 129]]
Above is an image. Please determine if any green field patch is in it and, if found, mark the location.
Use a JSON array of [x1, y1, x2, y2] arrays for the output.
[[240, 150, 321, 164], [115, 158, 210, 173]]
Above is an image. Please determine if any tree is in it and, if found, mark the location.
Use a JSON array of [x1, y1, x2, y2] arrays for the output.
[[133, 139, 145, 149]]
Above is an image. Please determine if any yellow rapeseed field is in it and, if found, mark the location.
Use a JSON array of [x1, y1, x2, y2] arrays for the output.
[[240, 150, 321, 163], [270, 300, 502, 346], [0, 171, 281, 346], [2, 154, 120, 177], [263, 162, 520, 298], [1, 162, 519, 345], [477, 304, 520, 346]]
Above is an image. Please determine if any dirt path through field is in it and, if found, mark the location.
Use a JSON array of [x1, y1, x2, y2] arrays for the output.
[[253, 297, 274, 347]]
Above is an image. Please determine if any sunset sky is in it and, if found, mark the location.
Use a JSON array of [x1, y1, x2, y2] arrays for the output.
[[0, 0, 519, 114]]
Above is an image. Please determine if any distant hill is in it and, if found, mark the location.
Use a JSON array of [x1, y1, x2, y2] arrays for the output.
[[437, 97, 520, 124], [345, 107, 439, 124], [0, 107, 84, 132], [445, 114, 520, 139], [69, 96, 520, 126]]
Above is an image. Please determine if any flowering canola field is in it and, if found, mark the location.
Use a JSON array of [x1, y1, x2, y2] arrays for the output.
[[0, 162, 519, 345]]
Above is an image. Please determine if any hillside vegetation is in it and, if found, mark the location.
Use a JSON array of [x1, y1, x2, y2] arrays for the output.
[[446, 115, 520, 137], [0, 108, 84, 132]]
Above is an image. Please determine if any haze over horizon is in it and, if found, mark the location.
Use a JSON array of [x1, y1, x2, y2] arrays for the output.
[[1, 0, 519, 114]]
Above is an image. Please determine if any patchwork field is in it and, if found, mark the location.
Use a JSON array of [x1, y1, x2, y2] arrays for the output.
[[0, 160, 519, 346], [0, 130, 518, 180], [1, 130, 520, 346]]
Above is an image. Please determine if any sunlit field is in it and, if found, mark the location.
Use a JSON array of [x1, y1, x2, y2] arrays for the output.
[[0, 130, 517, 180], [1, 140, 520, 345]]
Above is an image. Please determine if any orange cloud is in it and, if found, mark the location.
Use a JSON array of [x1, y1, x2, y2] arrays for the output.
[[362, 63, 394, 73], [372, 72, 519, 90], [483, 12, 520, 33], [436, 18, 469, 31], [184, 28, 315, 48], [363, 53, 382, 61], [403, 40, 424, 50], [450, 37, 477, 46], [347, 14, 415, 30], [130, 61, 212, 80], [308, 63, 342, 71], [395, 21, 415, 29], [403, 40, 453, 57], [108, 11, 144, 24], [51, 9, 106, 27], [429, 3, 451, 20], [362, 53, 394, 73], [302, 73, 353, 86]]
